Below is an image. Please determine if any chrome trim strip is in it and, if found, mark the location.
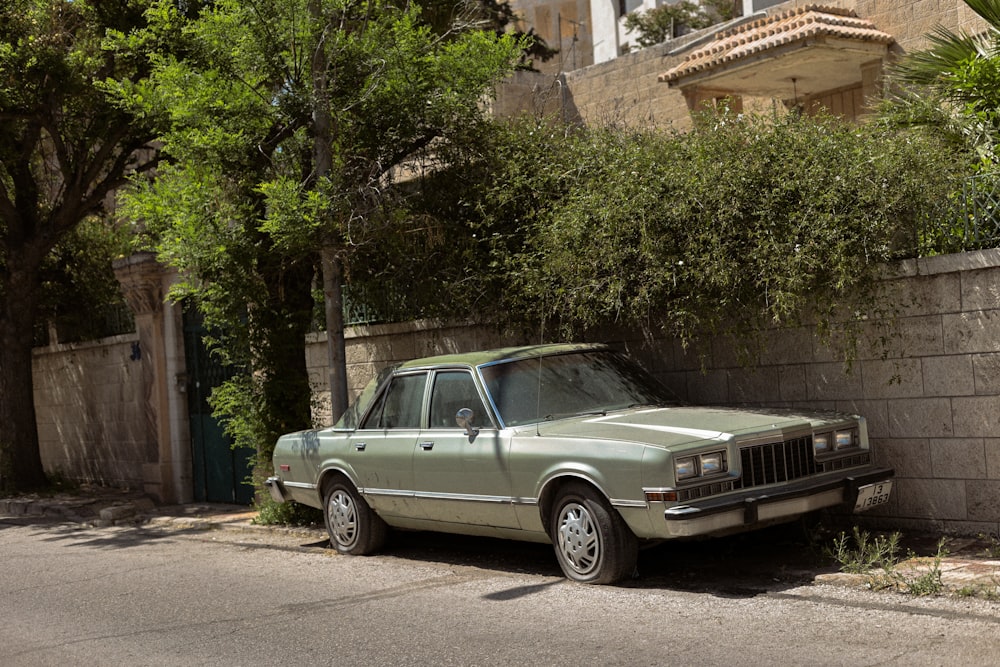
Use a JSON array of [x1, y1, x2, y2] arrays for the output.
[[360, 487, 415, 498], [416, 491, 511, 504], [349, 482, 641, 510], [362, 488, 541, 506], [284, 481, 316, 490], [611, 498, 648, 508]]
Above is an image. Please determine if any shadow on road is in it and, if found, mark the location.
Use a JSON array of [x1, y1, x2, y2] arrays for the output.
[[0, 516, 217, 550], [376, 520, 836, 596]]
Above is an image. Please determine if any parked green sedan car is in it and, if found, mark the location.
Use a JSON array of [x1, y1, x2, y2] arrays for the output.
[[267, 343, 893, 584]]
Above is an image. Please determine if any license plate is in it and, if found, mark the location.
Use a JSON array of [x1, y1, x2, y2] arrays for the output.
[[854, 481, 892, 512]]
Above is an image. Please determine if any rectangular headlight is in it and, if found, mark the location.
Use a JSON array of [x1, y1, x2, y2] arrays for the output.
[[700, 451, 725, 476], [814, 432, 831, 455], [835, 428, 858, 450], [675, 457, 697, 480]]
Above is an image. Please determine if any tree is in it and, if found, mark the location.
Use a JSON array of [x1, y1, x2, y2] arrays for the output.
[[0, 0, 160, 492], [890, 0, 1000, 167], [38, 218, 132, 345], [118, 0, 524, 473], [624, 0, 734, 48]]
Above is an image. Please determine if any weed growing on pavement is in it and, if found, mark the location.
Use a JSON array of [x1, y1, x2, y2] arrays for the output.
[[955, 582, 1000, 600], [978, 532, 1000, 559], [253, 496, 322, 527], [902, 538, 948, 596], [825, 528, 951, 596], [826, 526, 902, 574], [45, 470, 81, 494]]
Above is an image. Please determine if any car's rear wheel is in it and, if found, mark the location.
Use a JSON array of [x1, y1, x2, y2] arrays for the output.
[[322, 477, 387, 555], [550, 482, 638, 584]]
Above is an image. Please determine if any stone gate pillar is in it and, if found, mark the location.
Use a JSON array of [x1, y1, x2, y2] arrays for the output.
[[113, 252, 192, 504]]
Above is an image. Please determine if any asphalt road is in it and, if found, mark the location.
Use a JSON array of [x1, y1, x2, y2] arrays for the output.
[[2, 517, 999, 666]]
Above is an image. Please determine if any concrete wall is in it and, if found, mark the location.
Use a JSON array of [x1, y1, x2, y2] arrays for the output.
[[32, 334, 148, 488], [301, 250, 1000, 537]]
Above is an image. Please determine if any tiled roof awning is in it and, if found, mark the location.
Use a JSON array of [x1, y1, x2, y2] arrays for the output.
[[660, 5, 894, 99]]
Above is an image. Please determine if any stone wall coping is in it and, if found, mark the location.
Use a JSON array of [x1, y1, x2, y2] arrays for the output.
[[306, 319, 478, 343], [894, 248, 1000, 278], [32, 332, 138, 357], [111, 251, 158, 271]]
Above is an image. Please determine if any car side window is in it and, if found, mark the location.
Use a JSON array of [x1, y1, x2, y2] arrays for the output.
[[360, 372, 426, 429], [428, 371, 485, 429]]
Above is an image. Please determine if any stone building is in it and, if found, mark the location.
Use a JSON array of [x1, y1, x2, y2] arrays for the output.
[[500, 0, 987, 128]]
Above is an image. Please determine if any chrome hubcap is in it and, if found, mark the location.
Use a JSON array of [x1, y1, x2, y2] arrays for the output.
[[328, 490, 358, 548], [556, 502, 599, 576]]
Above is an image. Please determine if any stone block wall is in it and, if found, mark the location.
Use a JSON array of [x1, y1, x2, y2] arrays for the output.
[[32, 334, 148, 488], [495, 34, 702, 130], [619, 250, 1000, 538]]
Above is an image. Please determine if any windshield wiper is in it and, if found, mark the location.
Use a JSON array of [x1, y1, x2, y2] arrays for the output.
[[544, 410, 607, 421]]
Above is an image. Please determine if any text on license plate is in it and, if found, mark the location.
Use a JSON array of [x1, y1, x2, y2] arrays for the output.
[[854, 481, 892, 512]]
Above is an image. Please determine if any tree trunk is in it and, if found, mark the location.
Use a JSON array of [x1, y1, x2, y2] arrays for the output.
[[321, 247, 349, 422], [0, 265, 47, 492], [309, 1, 349, 423]]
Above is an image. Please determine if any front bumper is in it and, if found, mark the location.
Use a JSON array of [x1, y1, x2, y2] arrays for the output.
[[264, 476, 288, 503], [661, 466, 894, 538]]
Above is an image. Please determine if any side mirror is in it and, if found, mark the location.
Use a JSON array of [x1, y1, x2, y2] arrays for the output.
[[455, 407, 480, 439]]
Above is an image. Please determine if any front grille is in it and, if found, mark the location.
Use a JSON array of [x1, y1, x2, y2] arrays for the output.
[[821, 452, 871, 471], [677, 480, 736, 502], [734, 436, 817, 489]]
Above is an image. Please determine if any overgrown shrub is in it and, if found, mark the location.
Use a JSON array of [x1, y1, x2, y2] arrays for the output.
[[253, 497, 323, 527], [459, 112, 968, 361]]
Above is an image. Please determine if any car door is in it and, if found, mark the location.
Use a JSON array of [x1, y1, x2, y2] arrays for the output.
[[410, 369, 520, 529], [349, 371, 427, 520]]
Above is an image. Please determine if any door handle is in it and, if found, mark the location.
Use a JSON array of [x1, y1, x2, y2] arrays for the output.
[[419, 441, 434, 450], [354, 442, 367, 451]]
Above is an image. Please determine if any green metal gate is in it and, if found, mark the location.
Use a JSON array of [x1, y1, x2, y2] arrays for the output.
[[183, 307, 254, 505]]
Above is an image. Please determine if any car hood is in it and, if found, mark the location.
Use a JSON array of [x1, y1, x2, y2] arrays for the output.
[[526, 405, 852, 450]]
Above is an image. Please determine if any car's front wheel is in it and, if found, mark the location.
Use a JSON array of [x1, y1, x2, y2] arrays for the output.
[[322, 477, 387, 555], [550, 482, 638, 584]]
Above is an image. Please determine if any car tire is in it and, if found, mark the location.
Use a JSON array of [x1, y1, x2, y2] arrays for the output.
[[550, 482, 638, 584], [322, 477, 387, 556]]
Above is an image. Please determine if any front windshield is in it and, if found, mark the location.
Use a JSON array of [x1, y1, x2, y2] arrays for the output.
[[479, 350, 674, 427]]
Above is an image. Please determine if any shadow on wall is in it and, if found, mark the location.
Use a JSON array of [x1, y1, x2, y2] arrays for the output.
[[33, 336, 147, 489], [494, 70, 583, 125]]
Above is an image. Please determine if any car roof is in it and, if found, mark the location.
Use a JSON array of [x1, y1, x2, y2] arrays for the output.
[[396, 342, 609, 370]]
